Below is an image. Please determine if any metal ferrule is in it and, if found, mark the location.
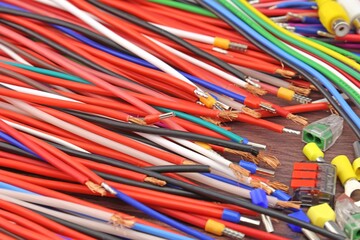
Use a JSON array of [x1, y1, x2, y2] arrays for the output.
[[261, 214, 274, 233], [223, 228, 245, 239], [302, 229, 321, 240], [239, 216, 261, 225], [247, 141, 267, 150], [229, 42, 248, 52], [283, 128, 301, 135], [257, 167, 275, 176], [332, 19, 350, 37], [324, 221, 347, 238], [293, 94, 312, 104]]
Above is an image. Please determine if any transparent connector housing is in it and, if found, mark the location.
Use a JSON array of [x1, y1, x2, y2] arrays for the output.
[[336, 194, 360, 240], [302, 114, 344, 151], [292, 162, 337, 207]]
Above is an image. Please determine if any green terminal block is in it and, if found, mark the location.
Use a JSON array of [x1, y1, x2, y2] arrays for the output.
[[335, 194, 360, 240], [302, 114, 343, 151]]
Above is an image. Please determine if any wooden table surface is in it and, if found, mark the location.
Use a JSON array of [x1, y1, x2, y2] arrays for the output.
[[92, 96, 359, 240]]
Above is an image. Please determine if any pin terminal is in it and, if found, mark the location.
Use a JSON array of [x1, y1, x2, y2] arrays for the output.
[[307, 203, 346, 237], [288, 210, 321, 240], [303, 142, 325, 162], [331, 155, 360, 204], [352, 141, 360, 181]]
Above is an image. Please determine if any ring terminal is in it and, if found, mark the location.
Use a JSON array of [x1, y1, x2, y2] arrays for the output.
[[335, 194, 360, 240], [302, 115, 344, 151], [352, 141, 360, 181], [307, 203, 346, 237], [331, 155, 360, 205]]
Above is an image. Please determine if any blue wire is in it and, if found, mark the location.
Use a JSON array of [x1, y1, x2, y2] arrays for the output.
[[112, 187, 213, 240], [302, 17, 321, 24], [0, 182, 37, 194], [294, 26, 326, 35], [0, 131, 39, 157], [203, 0, 360, 130], [57, 28, 246, 103], [133, 223, 195, 240], [275, 1, 317, 9]]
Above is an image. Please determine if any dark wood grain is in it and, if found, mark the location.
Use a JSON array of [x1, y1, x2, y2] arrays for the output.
[[95, 101, 359, 240]]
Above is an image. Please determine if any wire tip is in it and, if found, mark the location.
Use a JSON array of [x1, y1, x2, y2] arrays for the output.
[[287, 113, 308, 126], [144, 177, 166, 186], [86, 181, 106, 196]]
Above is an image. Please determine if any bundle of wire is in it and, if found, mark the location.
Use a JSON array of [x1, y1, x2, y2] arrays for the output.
[[0, 0, 357, 239]]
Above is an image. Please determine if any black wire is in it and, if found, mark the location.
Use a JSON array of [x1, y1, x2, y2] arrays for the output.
[[0, 228, 23, 240], [34, 211, 124, 240], [0, 19, 141, 86], [0, 7, 132, 56], [0, 142, 203, 198], [33, 142, 342, 239], [62, 109, 259, 155], [94, 170, 204, 199], [87, 0, 251, 81], [197, 1, 360, 141], [144, 165, 210, 173]]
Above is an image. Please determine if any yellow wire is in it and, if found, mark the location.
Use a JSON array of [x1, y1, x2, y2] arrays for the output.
[[237, 0, 360, 71]]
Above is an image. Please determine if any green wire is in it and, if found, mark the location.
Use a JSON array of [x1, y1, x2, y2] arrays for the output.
[[2, 59, 246, 142], [155, 107, 245, 143], [309, 39, 360, 63], [219, 0, 360, 105], [0, 60, 91, 84], [148, 0, 216, 18]]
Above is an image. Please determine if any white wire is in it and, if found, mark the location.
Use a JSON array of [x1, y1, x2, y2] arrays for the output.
[[49, 0, 197, 88], [0, 83, 80, 103], [0, 193, 162, 240], [0, 118, 89, 153], [147, 36, 248, 88], [2, 97, 176, 168], [151, 23, 214, 44], [0, 189, 113, 221], [137, 132, 237, 179], [0, 43, 32, 65], [288, 44, 360, 96]]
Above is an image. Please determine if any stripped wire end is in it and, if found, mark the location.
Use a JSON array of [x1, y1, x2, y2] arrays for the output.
[[317, 31, 335, 38], [309, 84, 318, 91], [245, 84, 267, 96], [218, 111, 239, 121], [200, 117, 223, 126], [277, 200, 301, 209], [288, 85, 311, 96], [286, 113, 308, 126], [230, 163, 251, 178], [85, 181, 107, 196], [225, 149, 260, 164], [275, 69, 296, 78], [110, 214, 135, 228], [128, 116, 146, 125], [241, 107, 261, 118], [258, 152, 280, 169], [214, 101, 231, 111], [182, 159, 198, 165], [144, 177, 166, 186], [268, 181, 290, 192]]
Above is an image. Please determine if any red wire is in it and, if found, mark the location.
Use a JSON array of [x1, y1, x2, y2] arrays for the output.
[[0, 232, 16, 240], [0, 210, 63, 240], [0, 199, 95, 240], [0, 215, 53, 240], [259, 102, 329, 117], [0, 172, 175, 232]]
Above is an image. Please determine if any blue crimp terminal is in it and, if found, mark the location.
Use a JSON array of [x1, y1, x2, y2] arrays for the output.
[[288, 210, 310, 233], [239, 160, 257, 174], [250, 189, 268, 208], [272, 189, 292, 201], [221, 209, 241, 223]]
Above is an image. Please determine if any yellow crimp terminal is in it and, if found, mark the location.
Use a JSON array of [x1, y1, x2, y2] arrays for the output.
[[213, 37, 231, 50], [352, 157, 360, 181], [307, 203, 335, 227], [199, 94, 217, 109], [316, 0, 350, 36], [303, 142, 324, 161], [195, 142, 212, 150], [277, 87, 295, 101], [205, 219, 225, 236], [331, 155, 357, 185]]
